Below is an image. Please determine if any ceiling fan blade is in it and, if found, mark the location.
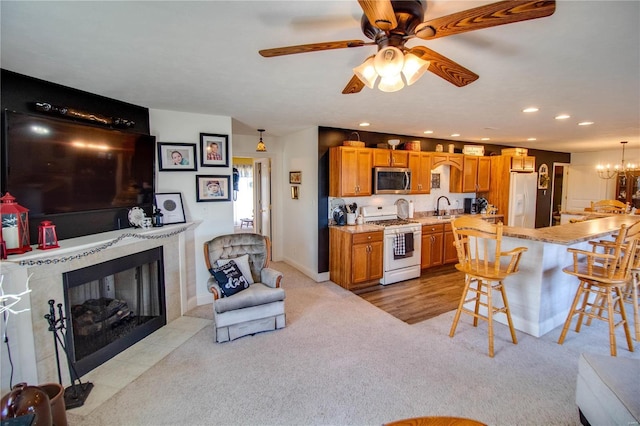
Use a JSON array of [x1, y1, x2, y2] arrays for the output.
[[357, 0, 398, 31], [342, 75, 366, 94], [409, 46, 479, 87], [415, 0, 556, 40], [259, 40, 369, 57]]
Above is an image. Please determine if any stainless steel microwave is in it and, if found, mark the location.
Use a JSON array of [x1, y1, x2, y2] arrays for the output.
[[373, 167, 411, 194]]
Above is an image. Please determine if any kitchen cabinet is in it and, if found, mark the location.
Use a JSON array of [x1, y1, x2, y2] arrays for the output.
[[421, 223, 444, 269], [408, 151, 431, 194], [431, 153, 464, 170], [329, 146, 372, 197], [615, 172, 640, 209], [443, 223, 458, 264], [329, 228, 383, 290], [372, 149, 409, 168], [509, 155, 535, 171], [449, 155, 491, 193]]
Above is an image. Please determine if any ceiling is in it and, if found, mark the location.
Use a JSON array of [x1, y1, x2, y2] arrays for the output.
[[1, 1, 638, 153]]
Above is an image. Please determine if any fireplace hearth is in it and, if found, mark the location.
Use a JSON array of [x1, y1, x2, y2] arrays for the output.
[[63, 247, 166, 377]]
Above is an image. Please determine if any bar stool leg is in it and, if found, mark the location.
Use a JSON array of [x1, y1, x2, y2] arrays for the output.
[[559, 280, 587, 345], [606, 288, 618, 356], [630, 274, 639, 341], [615, 287, 634, 353], [487, 281, 494, 357], [473, 279, 482, 327], [499, 280, 518, 344], [450, 275, 472, 337]]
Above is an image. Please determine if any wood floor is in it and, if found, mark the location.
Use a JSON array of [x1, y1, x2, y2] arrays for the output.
[[353, 264, 466, 324]]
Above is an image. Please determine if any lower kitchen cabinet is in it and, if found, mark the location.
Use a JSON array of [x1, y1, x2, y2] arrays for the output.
[[329, 227, 383, 290], [422, 222, 458, 268], [421, 224, 444, 269]]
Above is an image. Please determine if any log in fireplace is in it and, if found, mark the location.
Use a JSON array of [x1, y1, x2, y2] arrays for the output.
[[63, 247, 166, 377]]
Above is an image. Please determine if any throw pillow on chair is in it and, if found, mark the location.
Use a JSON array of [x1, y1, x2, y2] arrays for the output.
[[210, 260, 250, 297]]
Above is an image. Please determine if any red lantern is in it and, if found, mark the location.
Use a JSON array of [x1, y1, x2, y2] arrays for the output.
[[38, 220, 59, 250], [0, 193, 32, 255]]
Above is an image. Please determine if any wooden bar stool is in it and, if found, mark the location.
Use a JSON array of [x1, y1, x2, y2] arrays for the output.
[[558, 221, 640, 356], [449, 217, 528, 357]]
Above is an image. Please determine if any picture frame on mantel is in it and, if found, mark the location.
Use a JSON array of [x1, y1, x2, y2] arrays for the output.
[[200, 133, 229, 168], [154, 192, 186, 224], [157, 143, 197, 171]]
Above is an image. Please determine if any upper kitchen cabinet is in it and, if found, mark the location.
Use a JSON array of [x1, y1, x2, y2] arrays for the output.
[[431, 153, 464, 170], [450, 156, 491, 193], [372, 149, 409, 168], [408, 151, 431, 194], [509, 155, 535, 171], [329, 146, 372, 197]]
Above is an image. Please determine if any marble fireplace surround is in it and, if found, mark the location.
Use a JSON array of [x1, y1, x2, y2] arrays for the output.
[[0, 223, 198, 393]]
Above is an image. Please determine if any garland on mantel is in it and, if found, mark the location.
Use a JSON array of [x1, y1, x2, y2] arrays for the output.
[[11, 226, 189, 267]]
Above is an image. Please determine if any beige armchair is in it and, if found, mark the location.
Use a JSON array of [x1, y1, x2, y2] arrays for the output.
[[204, 233, 285, 342]]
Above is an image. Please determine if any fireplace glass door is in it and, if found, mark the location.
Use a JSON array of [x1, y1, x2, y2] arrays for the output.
[[63, 247, 166, 376]]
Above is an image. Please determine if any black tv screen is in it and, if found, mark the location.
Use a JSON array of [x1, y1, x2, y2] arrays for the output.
[[1, 110, 155, 241]]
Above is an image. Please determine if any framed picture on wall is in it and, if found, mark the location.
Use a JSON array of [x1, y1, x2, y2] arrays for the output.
[[157, 143, 197, 171], [200, 133, 229, 167], [196, 175, 231, 202], [289, 171, 302, 184], [154, 192, 186, 224]]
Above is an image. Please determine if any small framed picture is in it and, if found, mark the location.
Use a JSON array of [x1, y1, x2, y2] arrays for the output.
[[200, 133, 229, 167], [289, 171, 302, 184], [196, 175, 231, 202], [154, 192, 186, 224], [431, 173, 441, 189], [158, 143, 197, 171]]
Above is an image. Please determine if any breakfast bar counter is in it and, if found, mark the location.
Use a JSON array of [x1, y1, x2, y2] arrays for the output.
[[490, 214, 640, 337]]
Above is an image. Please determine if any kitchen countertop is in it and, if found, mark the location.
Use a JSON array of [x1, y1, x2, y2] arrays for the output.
[[502, 214, 640, 245], [329, 213, 503, 233]]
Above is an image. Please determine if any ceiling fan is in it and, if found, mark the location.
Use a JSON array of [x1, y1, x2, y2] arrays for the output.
[[259, 0, 556, 94]]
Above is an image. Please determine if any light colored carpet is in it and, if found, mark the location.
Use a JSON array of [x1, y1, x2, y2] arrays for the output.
[[67, 262, 639, 425]]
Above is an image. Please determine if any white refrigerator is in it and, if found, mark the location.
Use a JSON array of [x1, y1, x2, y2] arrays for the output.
[[508, 172, 538, 228]]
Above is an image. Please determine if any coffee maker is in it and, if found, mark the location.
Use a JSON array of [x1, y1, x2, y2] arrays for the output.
[[464, 198, 478, 214]]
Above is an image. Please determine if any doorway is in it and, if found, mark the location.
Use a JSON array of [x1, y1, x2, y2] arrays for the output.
[[550, 162, 570, 225], [232, 157, 272, 239]]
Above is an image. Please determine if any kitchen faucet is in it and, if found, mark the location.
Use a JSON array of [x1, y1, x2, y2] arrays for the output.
[[436, 196, 451, 216]]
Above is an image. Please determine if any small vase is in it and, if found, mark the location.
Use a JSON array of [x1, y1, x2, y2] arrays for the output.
[[1, 382, 52, 425]]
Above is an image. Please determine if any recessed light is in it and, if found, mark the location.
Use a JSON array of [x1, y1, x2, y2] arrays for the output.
[[359, 122, 370, 127], [481, 138, 490, 141], [522, 107, 539, 113], [527, 138, 537, 141], [578, 121, 594, 126], [555, 114, 571, 120], [423, 130, 433, 134], [451, 133, 460, 137]]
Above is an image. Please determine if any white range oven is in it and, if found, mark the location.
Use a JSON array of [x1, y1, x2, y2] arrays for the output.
[[361, 205, 422, 285]]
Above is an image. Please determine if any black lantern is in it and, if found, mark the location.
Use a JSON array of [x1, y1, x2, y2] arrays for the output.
[[152, 208, 164, 227], [38, 220, 60, 250], [0, 193, 32, 255]]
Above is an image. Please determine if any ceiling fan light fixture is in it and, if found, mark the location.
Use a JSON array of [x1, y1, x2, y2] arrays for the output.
[[402, 53, 430, 86], [374, 46, 404, 78], [353, 56, 377, 89], [378, 74, 404, 93]]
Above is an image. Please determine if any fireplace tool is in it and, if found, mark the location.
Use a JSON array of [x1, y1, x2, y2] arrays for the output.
[[44, 299, 94, 409]]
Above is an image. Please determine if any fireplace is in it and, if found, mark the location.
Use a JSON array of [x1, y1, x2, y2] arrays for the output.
[[63, 247, 166, 377]]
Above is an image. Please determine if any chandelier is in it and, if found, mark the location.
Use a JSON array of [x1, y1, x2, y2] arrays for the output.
[[353, 46, 430, 93], [596, 141, 639, 179]]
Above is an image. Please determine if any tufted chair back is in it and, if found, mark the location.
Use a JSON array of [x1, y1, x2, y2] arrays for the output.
[[204, 233, 270, 283]]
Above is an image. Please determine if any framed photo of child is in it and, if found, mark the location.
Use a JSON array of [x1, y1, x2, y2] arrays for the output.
[[196, 175, 231, 202], [200, 133, 229, 167], [158, 143, 197, 171]]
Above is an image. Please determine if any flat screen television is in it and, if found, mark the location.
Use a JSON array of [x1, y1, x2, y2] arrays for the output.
[[1, 109, 156, 243]]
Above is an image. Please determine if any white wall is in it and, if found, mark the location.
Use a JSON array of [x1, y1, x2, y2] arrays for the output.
[[565, 147, 639, 210], [150, 109, 234, 307], [281, 127, 320, 279]]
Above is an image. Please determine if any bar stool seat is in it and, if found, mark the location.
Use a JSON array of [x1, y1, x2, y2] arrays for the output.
[[449, 217, 528, 357], [558, 221, 640, 356]]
